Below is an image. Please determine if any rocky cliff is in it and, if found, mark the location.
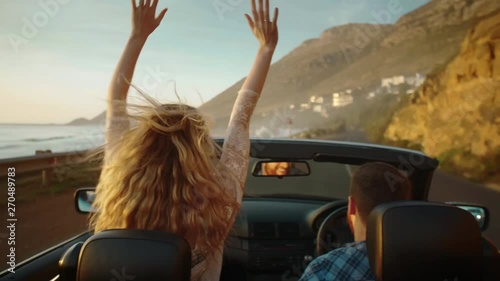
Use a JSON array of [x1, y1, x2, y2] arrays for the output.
[[384, 13, 500, 182], [381, 0, 500, 47]]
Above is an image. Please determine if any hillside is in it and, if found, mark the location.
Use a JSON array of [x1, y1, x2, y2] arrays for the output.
[[380, 0, 500, 47], [200, 23, 394, 123], [66, 118, 92, 126], [199, 0, 500, 131], [384, 12, 500, 183], [66, 111, 105, 126]]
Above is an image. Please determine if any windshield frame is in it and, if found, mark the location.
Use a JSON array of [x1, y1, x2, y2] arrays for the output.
[[214, 138, 438, 201]]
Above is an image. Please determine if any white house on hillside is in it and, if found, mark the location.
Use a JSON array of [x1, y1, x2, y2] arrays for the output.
[[332, 92, 353, 107], [309, 96, 325, 104], [300, 103, 311, 111], [381, 75, 405, 88], [405, 73, 426, 86]]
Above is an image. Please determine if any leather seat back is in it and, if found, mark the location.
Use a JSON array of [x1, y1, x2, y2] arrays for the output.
[[366, 201, 483, 281], [60, 229, 191, 281]]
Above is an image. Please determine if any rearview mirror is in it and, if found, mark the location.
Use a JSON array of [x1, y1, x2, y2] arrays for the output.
[[74, 188, 97, 214], [252, 161, 310, 177], [447, 202, 489, 231]]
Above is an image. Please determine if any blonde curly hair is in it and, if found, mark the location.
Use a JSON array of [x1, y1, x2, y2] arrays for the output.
[[88, 93, 240, 266]]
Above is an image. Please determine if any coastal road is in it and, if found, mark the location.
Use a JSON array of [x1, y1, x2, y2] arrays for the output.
[[328, 130, 500, 246]]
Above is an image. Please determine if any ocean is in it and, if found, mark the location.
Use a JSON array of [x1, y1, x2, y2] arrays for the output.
[[0, 124, 105, 160], [0, 124, 304, 160]]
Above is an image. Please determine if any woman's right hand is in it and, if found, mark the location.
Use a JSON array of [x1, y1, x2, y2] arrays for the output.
[[131, 0, 168, 40], [245, 0, 279, 53]]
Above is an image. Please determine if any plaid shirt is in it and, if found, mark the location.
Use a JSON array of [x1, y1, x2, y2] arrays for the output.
[[299, 241, 376, 281]]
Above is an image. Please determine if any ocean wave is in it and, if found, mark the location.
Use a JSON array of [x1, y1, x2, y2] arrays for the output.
[[0, 144, 21, 150], [22, 136, 74, 142]]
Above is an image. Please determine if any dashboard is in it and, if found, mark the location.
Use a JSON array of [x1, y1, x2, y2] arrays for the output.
[[223, 197, 353, 273]]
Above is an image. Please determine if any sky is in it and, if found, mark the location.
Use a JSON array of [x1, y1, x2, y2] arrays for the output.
[[0, 0, 430, 124]]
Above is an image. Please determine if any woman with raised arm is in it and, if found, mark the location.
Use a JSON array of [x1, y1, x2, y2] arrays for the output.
[[90, 0, 279, 280]]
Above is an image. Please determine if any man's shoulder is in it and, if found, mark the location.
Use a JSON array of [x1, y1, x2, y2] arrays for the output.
[[331, 241, 367, 253], [316, 241, 367, 263], [299, 241, 375, 281]]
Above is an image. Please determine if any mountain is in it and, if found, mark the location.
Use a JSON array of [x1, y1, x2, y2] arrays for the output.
[[66, 111, 105, 126], [66, 118, 92, 126], [384, 11, 500, 183], [199, 0, 500, 130], [89, 111, 106, 124], [199, 23, 394, 125]]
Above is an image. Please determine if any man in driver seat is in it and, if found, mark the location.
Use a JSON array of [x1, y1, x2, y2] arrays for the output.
[[299, 162, 412, 281]]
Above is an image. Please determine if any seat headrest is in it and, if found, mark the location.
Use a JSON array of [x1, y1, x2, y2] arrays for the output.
[[366, 201, 483, 281], [77, 230, 192, 281], [59, 242, 84, 281]]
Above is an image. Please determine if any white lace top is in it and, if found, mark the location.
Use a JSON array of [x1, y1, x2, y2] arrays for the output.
[[105, 89, 260, 281]]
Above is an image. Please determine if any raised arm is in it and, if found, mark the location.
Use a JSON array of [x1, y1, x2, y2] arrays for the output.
[[241, 0, 278, 93], [105, 0, 168, 148], [220, 0, 279, 194]]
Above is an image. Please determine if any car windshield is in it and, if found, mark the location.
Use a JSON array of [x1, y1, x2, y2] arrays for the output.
[[1, 0, 499, 274], [245, 158, 410, 200], [246, 159, 357, 200]]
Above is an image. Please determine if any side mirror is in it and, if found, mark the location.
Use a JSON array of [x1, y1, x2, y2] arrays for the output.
[[447, 202, 489, 231], [74, 188, 97, 214]]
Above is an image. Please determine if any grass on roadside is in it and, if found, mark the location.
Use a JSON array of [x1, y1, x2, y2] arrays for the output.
[[1, 162, 100, 207]]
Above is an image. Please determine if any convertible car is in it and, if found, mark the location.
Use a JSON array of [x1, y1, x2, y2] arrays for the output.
[[0, 139, 498, 281]]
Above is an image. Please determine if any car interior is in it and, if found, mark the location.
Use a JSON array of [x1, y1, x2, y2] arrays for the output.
[[55, 201, 500, 281], [1, 139, 498, 281]]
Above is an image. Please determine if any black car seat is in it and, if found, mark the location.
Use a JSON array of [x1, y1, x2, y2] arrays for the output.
[[59, 229, 192, 281], [481, 236, 500, 281], [366, 201, 484, 281]]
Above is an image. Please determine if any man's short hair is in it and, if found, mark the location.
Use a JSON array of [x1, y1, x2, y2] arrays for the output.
[[350, 162, 412, 222]]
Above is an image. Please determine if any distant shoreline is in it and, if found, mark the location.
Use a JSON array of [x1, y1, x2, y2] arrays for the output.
[[0, 123, 102, 126], [0, 123, 63, 126], [0, 111, 106, 127]]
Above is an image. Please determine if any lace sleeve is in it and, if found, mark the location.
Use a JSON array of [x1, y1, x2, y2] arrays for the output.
[[219, 89, 260, 203], [104, 112, 130, 163]]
